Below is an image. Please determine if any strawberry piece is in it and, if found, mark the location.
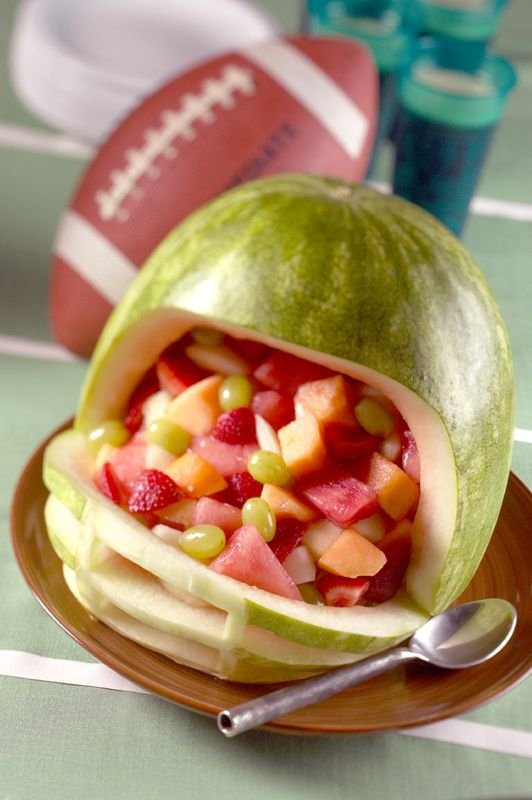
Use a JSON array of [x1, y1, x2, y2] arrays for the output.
[[212, 407, 256, 444], [220, 471, 263, 507], [253, 352, 333, 396], [324, 423, 378, 464], [401, 428, 420, 483], [124, 367, 159, 432], [128, 469, 183, 514], [156, 348, 208, 395], [251, 390, 294, 430], [269, 518, 307, 563], [94, 462, 128, 506], [315, 573, 369, 607], [299, 470, 378, 527], [364, 521, 412, 603]]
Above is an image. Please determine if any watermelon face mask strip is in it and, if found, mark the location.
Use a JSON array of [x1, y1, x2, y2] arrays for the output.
[[42, 175, 513, 683]]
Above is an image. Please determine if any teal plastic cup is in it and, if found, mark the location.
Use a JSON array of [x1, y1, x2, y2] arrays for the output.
[[406, 0, 510, 42], [305, 1, 415, 174], [392, 38, 516, 235]]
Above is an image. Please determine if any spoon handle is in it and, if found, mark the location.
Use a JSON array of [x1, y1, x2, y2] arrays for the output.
[[217, 646, 419, 737]]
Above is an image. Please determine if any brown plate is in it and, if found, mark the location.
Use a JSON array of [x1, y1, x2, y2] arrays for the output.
[[10, 421, 532, 734]]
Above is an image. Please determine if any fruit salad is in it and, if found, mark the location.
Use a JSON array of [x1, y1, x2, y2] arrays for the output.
[[88, 328, 421, 610]]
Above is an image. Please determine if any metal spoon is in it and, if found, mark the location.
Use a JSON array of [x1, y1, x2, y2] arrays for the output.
[[217, 598, 516, 737]]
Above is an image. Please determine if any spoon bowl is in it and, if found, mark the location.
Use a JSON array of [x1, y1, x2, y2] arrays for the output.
[[217, 598, 517, 737], [409, 598, 517, 669]]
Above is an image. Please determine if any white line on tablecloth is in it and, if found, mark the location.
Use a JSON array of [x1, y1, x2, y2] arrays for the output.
[[0, 334, 81, 362], [0, 650, 147, 694], [515, 428, 532, 444], [0, 123, 93, 158], [368, 180, 532, 222], [1, 649, 531, 756], [2, 121, 532, 223], [401, 718, 532, 758]]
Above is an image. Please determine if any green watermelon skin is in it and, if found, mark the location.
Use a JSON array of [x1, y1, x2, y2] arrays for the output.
[[76, 175, 514, 615]]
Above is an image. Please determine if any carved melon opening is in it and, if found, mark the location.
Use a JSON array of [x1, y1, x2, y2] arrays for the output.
[[72, 309, 456, 618]]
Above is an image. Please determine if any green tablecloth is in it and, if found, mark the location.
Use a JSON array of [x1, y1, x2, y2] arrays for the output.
[[1, 1, 530, 797]]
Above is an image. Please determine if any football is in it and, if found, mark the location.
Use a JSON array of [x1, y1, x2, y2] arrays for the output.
[[50, 35, 378, 357]]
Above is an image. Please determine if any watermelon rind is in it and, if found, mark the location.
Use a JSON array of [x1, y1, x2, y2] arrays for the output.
[[63, 565, 332, 683], [72, 175, 513, 614], [42, 174, 514, 680]]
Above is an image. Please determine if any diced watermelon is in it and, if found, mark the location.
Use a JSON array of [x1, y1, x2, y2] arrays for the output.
[[190, 435, 257, 476], [253, 352, 333, 396], [219, 471, 263, 507], [251, 390, 294, 430], [209, 524, 302, 601], [192, 497, 242, 536], [124, 367, 159, 432], [402, 429, 421, 483], [315, 573, 369, 607], [364, 521, 412, 603], [324, 423, 378, 465], [109, 432, 147, 490], [269, 518, 307, 563], [94, 462, 128, 506], [156, 347, 209, 396], [299, 470, 378, 527]]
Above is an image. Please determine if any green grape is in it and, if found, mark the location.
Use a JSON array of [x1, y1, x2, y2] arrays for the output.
[[179, 525, 226, 559], [87, 420, 129, 453], [147, 418, 190, 456], [298, 582, 325, 605], [247, 450, 291, 486], [354, 397, 395, 438], [219, 375, 252, 411], [242, 497, 276, 541], [191, 327, 224, 346]]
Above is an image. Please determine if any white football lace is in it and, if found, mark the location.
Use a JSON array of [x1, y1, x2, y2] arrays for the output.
[[94, 64, 256, 222]]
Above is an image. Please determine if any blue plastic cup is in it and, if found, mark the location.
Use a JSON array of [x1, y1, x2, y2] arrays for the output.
[[392, 38, 516, 235], [406, 0, 510, 43], [304, 1, 415, 175]]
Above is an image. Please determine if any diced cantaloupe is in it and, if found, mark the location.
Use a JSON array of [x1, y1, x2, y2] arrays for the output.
[[165, 452, 227, 497], [260, 484, 318, 522], [165, 375, 223, 436], [318, 527, 387, 579], [277, 414, 327, 478], [302, 519, 343, 559], [366, 452, 420, 520], [294, 375, 355, 427]]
